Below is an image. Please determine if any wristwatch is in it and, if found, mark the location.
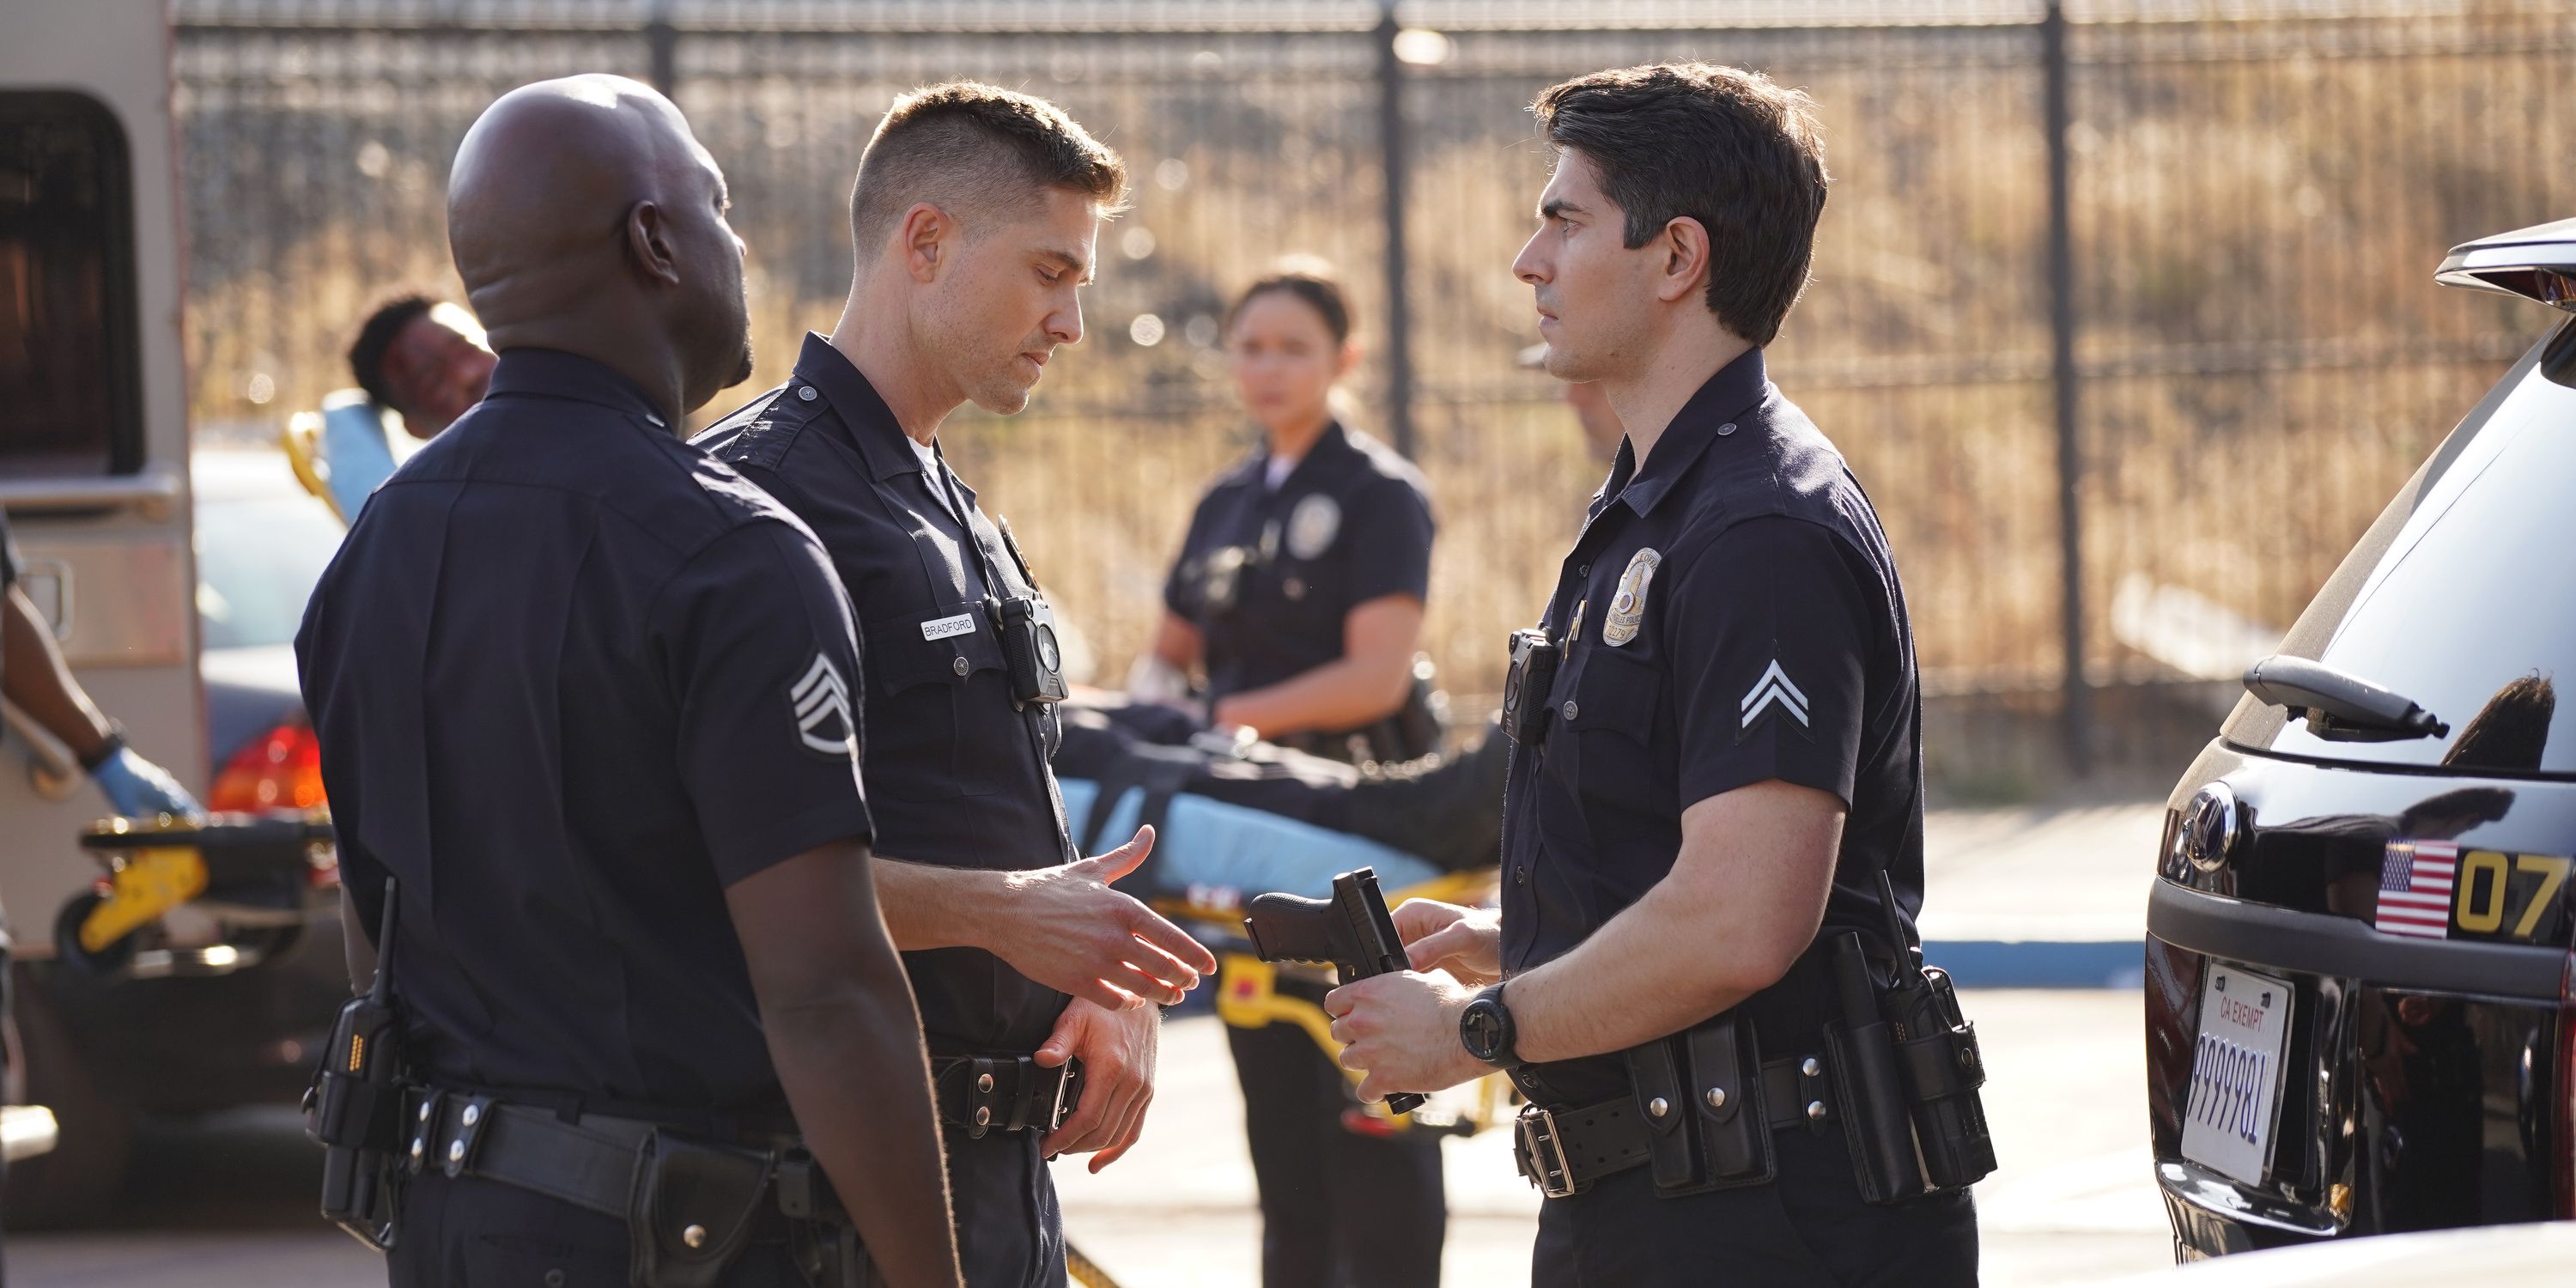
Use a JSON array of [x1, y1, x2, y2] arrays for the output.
[[1458, 982, 1518, 1067]]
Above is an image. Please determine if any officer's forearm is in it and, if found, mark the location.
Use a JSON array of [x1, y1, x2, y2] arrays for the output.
[[730, 846, 963, 1288], [869, 858, 1017, 953], [1213, 593, 1420, 736], [1215, 653, 1411, 738], [763, 981, 960, 1288], [1506, 781, 1842, 1064]]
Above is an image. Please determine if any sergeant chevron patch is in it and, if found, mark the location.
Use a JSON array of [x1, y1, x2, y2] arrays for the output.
[[1739, 660, 1810, 731], [792, 653, 857, 757]]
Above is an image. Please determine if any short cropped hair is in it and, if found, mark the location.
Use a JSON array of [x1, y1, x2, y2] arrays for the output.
[[348, 291, 435, 410], [1226, 258, 1353, 346], [1534, 63, 1830, 347], [849, 82, 1127, 252]]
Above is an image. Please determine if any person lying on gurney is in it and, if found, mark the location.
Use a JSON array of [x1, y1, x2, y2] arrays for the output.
[[1051, 697, 1505, 910]]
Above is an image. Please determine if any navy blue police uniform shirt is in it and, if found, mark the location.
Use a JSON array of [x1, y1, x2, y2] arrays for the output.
[[1499, 348, 1927, 1107], [697, 334, 1073, 1058], [1163, 421, 1435, 705], [295, 349, 876, 1120]]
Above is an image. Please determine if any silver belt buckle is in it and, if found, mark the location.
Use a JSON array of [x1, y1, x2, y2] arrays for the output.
[[1046, 1064, 1077, 1133], [1515, 1106, 1577, 1199]]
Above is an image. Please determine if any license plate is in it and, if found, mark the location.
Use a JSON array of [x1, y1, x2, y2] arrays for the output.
[[2180, 963, 2293, 1186]]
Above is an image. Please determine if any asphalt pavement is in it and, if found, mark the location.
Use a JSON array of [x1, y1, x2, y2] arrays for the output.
[[11, 800, 2177, 1286]]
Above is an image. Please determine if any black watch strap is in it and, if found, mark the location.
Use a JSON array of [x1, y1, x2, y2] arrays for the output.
[[78, 721, 128, 774]]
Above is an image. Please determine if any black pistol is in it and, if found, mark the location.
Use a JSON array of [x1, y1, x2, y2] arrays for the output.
[[1874, 872, 1997, 1191], [313, 878, 407, 1249], [1242, 868, 1428, 1116]]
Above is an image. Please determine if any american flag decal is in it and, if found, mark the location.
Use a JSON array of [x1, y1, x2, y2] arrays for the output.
[[2375, 840, 2458, 939]]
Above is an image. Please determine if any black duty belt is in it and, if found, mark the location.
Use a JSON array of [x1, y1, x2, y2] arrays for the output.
[[931, 1054, 1081, 1139], [406, 1091, 844, 1225], [1512, 1054, 1834, 1200]]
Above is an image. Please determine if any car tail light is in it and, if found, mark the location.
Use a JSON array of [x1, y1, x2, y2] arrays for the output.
[[2559, 951, 2576, 1218], [208, 719, 327, 815]]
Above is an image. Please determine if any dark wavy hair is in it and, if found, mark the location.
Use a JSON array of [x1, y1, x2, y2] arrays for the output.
[[1534, 63, 1830, 346], [347, 291, 436, 410]]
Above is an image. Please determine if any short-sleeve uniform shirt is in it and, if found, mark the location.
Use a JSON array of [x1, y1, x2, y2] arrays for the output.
[[295, 349, 876, 1119], [1162, 422, 1435, 706], [1500, 348, 1928, 1106], [697, 335, 1073, 1058]]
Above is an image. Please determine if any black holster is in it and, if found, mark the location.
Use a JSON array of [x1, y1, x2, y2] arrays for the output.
[[1823, 933, 1927, 1204], [629, 1129, 774, 1288], [1820, 931, 1999, 1204], [1885, 963, 1997, 1190]]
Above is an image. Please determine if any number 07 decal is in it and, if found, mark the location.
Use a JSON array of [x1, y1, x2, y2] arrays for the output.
[[2444, 848, 2573, 944]]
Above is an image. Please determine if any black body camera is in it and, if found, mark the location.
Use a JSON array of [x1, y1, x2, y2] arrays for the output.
[[992, 595, 1069, 708], [311, 878, 408, 1249], [1502, 628, 1563, 746]]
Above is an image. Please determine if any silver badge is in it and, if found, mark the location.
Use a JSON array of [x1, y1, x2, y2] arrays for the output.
[[1286, 494, 1341, 562], [1601, 548, 1662, 647]]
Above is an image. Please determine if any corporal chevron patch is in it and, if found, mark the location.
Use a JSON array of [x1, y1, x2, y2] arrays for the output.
[[1739, 660, 1811, 733], [792, 653, 857, 758]]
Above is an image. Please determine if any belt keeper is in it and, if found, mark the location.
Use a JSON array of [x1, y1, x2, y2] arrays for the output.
[[407, 1088, 445, 1176], [444, 1093, 496, 1178], [968, 1058, 997, 1139], [1012, 1066, 1041, 1133]]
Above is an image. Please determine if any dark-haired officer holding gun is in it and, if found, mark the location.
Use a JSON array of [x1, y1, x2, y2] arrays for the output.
[[1324, 64, 1989, 1286]]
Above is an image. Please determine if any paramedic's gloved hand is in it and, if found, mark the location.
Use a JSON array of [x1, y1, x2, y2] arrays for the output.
[[91, 746, 204, 820]]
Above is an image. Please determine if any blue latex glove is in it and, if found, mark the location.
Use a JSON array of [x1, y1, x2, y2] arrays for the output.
[[92, 746, 204, 820]]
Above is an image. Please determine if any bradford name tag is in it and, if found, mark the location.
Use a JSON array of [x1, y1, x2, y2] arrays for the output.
[[921, 613, 979, 641], [1602, 548, 1662, 647]]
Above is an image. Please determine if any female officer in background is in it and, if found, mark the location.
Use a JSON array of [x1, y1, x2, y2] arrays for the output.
[[1139, 264, 1440, 765], [1138, 264, 1446, 1288]]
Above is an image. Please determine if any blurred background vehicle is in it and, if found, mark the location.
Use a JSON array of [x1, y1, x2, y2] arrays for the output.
[[193, 449, 341, 817], [2144, 222, 2576, 1259]]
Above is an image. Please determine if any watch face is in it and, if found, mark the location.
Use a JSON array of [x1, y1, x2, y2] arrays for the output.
[[1462, 1002, 1503, 1060]]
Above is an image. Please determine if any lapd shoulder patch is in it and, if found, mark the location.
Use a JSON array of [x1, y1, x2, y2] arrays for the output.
[[792, 653, 856, 757], [1286, 493, 1341, 561], [1601, 548, 1662, 647]]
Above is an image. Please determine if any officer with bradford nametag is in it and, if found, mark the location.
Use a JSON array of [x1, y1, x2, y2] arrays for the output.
[[699, 82, 1218, 1288], [1325, 64, 1990, 1285], [295, 77, 964, 1286]]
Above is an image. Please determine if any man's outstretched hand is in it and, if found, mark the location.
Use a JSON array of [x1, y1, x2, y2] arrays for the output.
[[1000, 827, 1219, 1011]]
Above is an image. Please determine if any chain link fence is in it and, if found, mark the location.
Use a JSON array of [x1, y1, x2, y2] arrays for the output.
[[172, 0, 2576, 793]]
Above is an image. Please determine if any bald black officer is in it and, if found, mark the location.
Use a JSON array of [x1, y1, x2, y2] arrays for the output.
[[296, 76, 962, 1288], [1326, 64, 1982, 1286]]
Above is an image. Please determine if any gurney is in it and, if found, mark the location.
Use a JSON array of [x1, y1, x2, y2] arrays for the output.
[[52, 811, 337, 977]]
